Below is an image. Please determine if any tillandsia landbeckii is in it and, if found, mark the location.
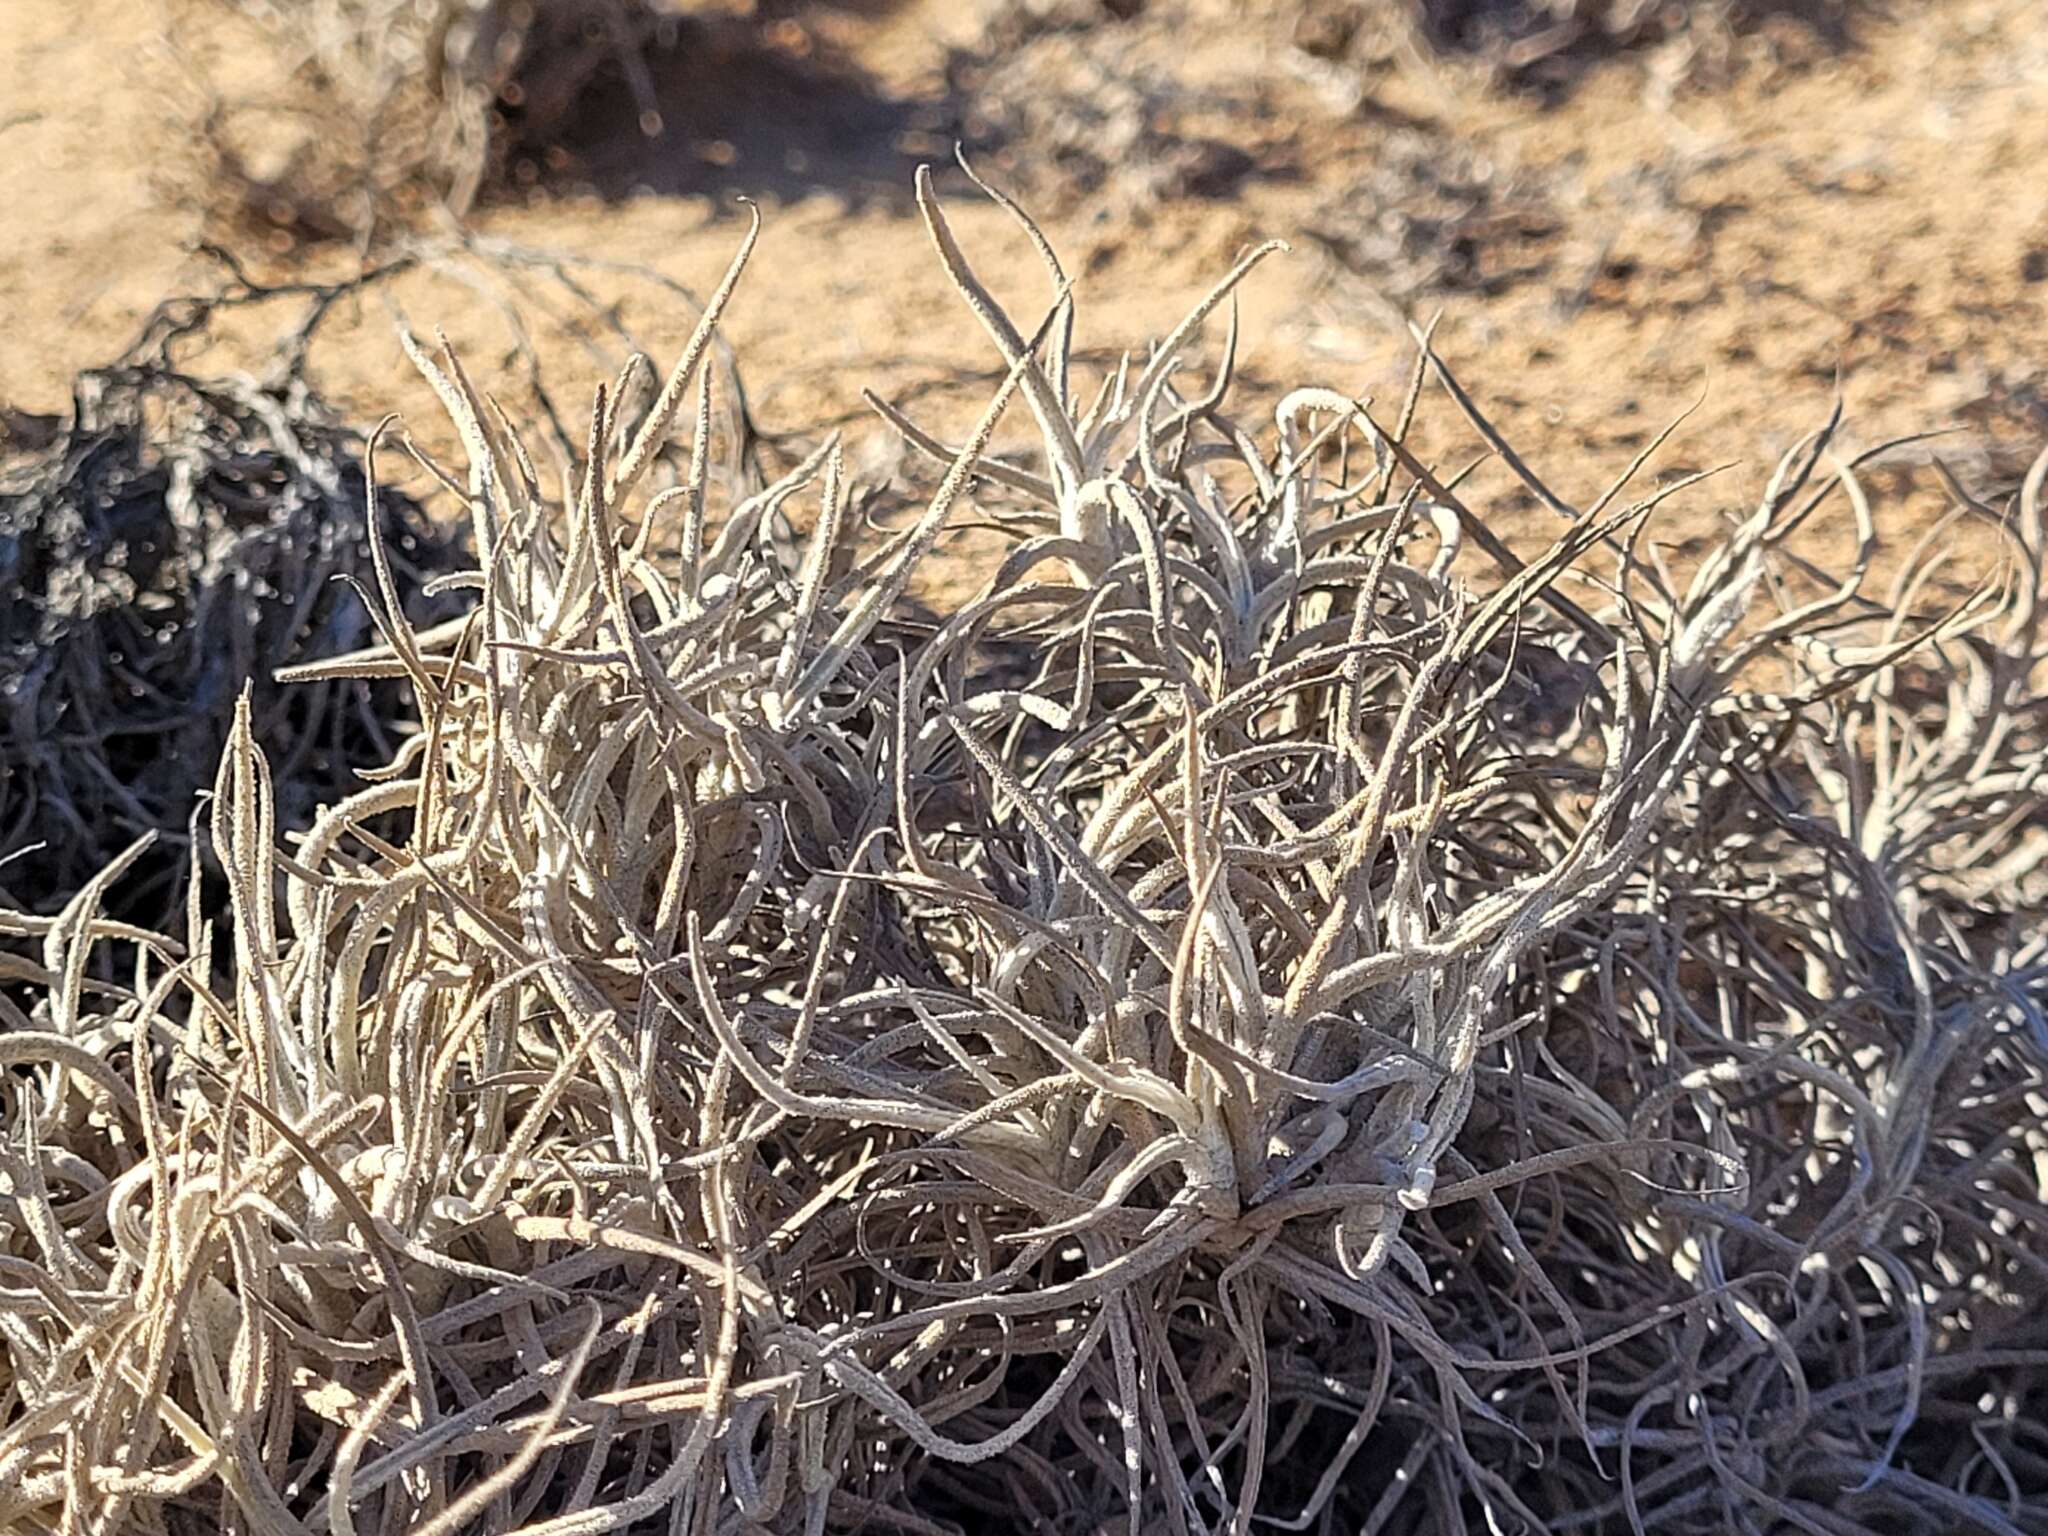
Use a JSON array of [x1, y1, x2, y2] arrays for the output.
[[1, 166, 2044, 1536]]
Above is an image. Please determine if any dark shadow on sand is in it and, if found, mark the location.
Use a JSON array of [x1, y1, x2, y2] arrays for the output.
[[492, 8, 938, 213]]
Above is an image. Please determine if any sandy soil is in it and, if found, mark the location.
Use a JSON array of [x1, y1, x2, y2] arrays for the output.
[[3, 0, 2044, 593]]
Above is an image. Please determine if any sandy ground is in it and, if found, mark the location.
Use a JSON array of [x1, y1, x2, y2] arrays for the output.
[[2, 0, 2045, 595]]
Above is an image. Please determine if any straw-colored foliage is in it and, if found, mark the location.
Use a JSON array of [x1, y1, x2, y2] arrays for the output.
[[181, 0, 665, 240], [3, 172, 2045, 1533]]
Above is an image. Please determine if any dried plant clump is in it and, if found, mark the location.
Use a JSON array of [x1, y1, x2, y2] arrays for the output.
[[0, 316, 468, 930], [1304, 126, 1561, 318], [175, 0, 672, 243], [1290, 0, 1871, 94], [3, 169, 2045, 1535], [947, 3, 1265, 216]]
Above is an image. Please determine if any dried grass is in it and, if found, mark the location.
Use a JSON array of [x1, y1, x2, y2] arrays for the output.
[[1292, 0, 1871, 94], [2, 170, 2045, 1534], [171, 0, 672, 244], [948, 3, 1265, 217]]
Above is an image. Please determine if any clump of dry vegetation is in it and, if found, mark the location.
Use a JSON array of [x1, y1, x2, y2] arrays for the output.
[[1304, 126, 1561, 318], [0, 294, 467, 928], [1292, 0, 1870, 94], [947, 2, 1268, 216], [172, 0, 675, 243], [2, 172, 2045, 1535]]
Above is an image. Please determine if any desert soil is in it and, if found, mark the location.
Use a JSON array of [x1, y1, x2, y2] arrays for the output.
[[3, 0, 2045, 598]]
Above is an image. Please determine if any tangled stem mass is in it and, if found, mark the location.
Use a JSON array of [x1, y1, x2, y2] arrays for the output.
[[3, 174, 2046, 1534]]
